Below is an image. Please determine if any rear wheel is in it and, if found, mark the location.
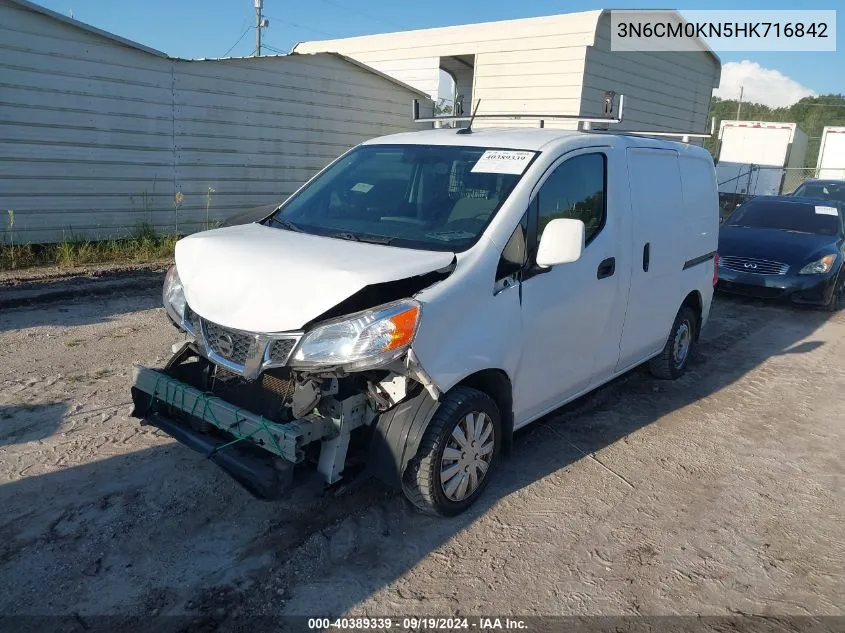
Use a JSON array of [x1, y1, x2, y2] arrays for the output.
[[649, 305, 698, 380], [402, 386, 500, 517]]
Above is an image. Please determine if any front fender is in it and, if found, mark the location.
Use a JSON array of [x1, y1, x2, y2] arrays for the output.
[[411, 247, 522, 395]]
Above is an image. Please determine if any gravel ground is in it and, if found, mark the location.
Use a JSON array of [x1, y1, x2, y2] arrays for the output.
[[0, 287, 843, 628]]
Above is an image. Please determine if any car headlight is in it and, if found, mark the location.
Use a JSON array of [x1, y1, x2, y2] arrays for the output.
[[291, 299, 421, 371], [799, 254, 837, 275], [162, 265, 187, 324]]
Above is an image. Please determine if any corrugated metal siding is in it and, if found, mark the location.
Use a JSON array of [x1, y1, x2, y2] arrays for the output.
[[354, 57, 439, 101], [171, 54, 427, 231], [0, 0, 175, 243], [581, 14, 720, 134], [0, 0, 429, 244], [294, 12, 602, 59], [294, 11, 603, 108], [294, 10, 719, 133], [473, 48, 587, 130]]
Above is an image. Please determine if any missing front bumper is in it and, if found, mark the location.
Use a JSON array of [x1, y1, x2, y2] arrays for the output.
[[131, 364, 374, 496], [141, 410, 294, 500], [131, 365, 326, 463]]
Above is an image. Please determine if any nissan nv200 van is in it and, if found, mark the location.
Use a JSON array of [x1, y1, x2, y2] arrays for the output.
[[131, 126, 719, 516]]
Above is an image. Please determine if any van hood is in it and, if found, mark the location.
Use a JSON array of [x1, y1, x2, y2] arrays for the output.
[[175, 223, 455, 332]]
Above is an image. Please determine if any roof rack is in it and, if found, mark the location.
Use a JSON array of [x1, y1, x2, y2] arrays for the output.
[[412, 92, 626, 128], [412, 93, 715, 143]]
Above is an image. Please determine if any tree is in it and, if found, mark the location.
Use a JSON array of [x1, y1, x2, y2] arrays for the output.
[[434, 98, 453, 116]]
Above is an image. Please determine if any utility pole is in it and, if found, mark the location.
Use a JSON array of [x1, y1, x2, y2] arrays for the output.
[[254, 0, 264, 57], [736, 85, 744, 120]]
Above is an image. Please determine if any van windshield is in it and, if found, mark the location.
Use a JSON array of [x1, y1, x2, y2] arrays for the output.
[[265, 144, 537, 251]]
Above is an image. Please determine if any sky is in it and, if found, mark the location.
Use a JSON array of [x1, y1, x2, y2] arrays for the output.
[[35, 0, 843, 108]]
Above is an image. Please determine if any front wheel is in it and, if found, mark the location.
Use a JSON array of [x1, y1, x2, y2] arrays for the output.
[[824, 274, 843, 312], [402, 386, 501, 517], [649, 305, 698, 380]]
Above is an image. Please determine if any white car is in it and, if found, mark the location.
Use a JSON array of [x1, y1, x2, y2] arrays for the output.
[[131, 126, 719, 516]]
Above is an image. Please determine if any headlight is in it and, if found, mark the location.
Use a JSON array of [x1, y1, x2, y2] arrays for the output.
[[291, 299, 421, 371], [799, 254, 837, 275], [162, 265, 187, 324]]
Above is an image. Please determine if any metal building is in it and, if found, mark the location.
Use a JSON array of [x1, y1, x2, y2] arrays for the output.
[[0, 0, 431, 243], [295, 10, 721, 132]]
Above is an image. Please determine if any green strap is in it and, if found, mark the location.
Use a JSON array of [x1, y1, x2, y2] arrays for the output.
[[145, 372, 289, 460]]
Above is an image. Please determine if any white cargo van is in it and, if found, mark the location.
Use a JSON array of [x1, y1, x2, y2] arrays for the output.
[[131, 123, 719, 516]]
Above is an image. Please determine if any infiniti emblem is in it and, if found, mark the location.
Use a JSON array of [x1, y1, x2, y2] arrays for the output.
[[217, 333, 235, 358], [744, 263, 757, 269]]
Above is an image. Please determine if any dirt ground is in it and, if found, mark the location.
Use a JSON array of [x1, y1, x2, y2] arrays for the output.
[[1, 286, 843, 628]]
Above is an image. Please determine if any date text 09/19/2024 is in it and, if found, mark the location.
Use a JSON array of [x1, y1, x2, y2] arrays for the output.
[[307, 617, 528, 630]]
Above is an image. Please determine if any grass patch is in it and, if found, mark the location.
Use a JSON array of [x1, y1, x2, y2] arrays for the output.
[[65, 338, 84, 348], [1, 223, 178, 272]]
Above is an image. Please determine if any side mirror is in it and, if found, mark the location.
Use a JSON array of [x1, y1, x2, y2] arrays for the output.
[[536, 218, 585, 268]]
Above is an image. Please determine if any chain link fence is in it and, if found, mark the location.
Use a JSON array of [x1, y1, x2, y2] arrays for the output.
[[780, 167, 820, 194]]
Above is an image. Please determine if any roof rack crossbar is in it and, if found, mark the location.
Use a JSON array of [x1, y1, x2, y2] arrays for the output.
[[610, 116, 717, 142], [412, 94, 626, 127], [412, 96, 716, 143]]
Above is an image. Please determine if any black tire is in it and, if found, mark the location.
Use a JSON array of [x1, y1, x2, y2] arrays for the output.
[[649, 305, 698, 380], [824, 274, 843, 312], [402, 386, 501, 517]]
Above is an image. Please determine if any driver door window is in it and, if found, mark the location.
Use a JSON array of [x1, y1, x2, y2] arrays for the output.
[[536, 153, 607, 246]]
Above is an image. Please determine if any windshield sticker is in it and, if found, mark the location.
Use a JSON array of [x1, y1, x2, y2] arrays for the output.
[[426, 230, 476, 242], [351, 182, 374, 193], [815, 205, 838, 216], [471, 150, 534, 175]]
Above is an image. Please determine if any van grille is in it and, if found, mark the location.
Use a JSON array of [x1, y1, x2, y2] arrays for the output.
[[719, 256, 789, 275], [203, 321, 258, 366], [269, 339, 297, 365], [181, 307, 301, 378]]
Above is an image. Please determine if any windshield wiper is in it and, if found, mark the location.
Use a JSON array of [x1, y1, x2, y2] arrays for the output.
[[268, 216, 302, 232], [328, 232, 394, 245]]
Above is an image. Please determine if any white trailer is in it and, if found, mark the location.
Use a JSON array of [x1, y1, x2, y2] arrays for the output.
[[816, 126, 845, 180], [716, 121, 808, 196]]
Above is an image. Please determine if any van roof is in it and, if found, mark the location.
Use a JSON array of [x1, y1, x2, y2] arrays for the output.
[[364, 127, 708, 153]]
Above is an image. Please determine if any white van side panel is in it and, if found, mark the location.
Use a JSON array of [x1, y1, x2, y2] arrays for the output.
[[679, 153, 719, 264], [678, 151, 718, 330], [616, 148, 685, 370]]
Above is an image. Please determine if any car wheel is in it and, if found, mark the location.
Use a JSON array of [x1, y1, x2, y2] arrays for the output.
[[824, 275, 843, 312], [649, 305, 698, 380], [402, 386, 500, 517]]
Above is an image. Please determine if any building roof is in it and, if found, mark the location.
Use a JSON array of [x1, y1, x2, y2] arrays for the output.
[[5, 0, 431, 98], [8, 0, 167, 57], [294, 9, 719, 66]]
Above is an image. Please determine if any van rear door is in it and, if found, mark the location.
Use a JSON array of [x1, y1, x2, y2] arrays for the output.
[[616, 148, 685, 371]]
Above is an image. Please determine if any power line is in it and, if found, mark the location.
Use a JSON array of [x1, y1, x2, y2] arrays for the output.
[[263, 15, 339, 37], [222, 26, 255, 58], [261, 43, 287, 55]]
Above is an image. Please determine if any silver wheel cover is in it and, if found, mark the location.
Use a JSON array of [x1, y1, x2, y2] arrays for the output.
[[440, 411, 495, 502]]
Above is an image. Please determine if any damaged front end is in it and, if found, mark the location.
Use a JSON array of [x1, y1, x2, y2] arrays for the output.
[[132, 266, 445, 500]]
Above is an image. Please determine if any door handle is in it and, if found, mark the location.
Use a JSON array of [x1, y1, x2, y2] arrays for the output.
[[597, 257, 616, 279], [643, 243, 650, 272]]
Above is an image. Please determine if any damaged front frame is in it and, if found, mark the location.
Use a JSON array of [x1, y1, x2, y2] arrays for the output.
[[405, 348, 441, 401], [132, 317, 443, 495], [132, 365, 374, 484]]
